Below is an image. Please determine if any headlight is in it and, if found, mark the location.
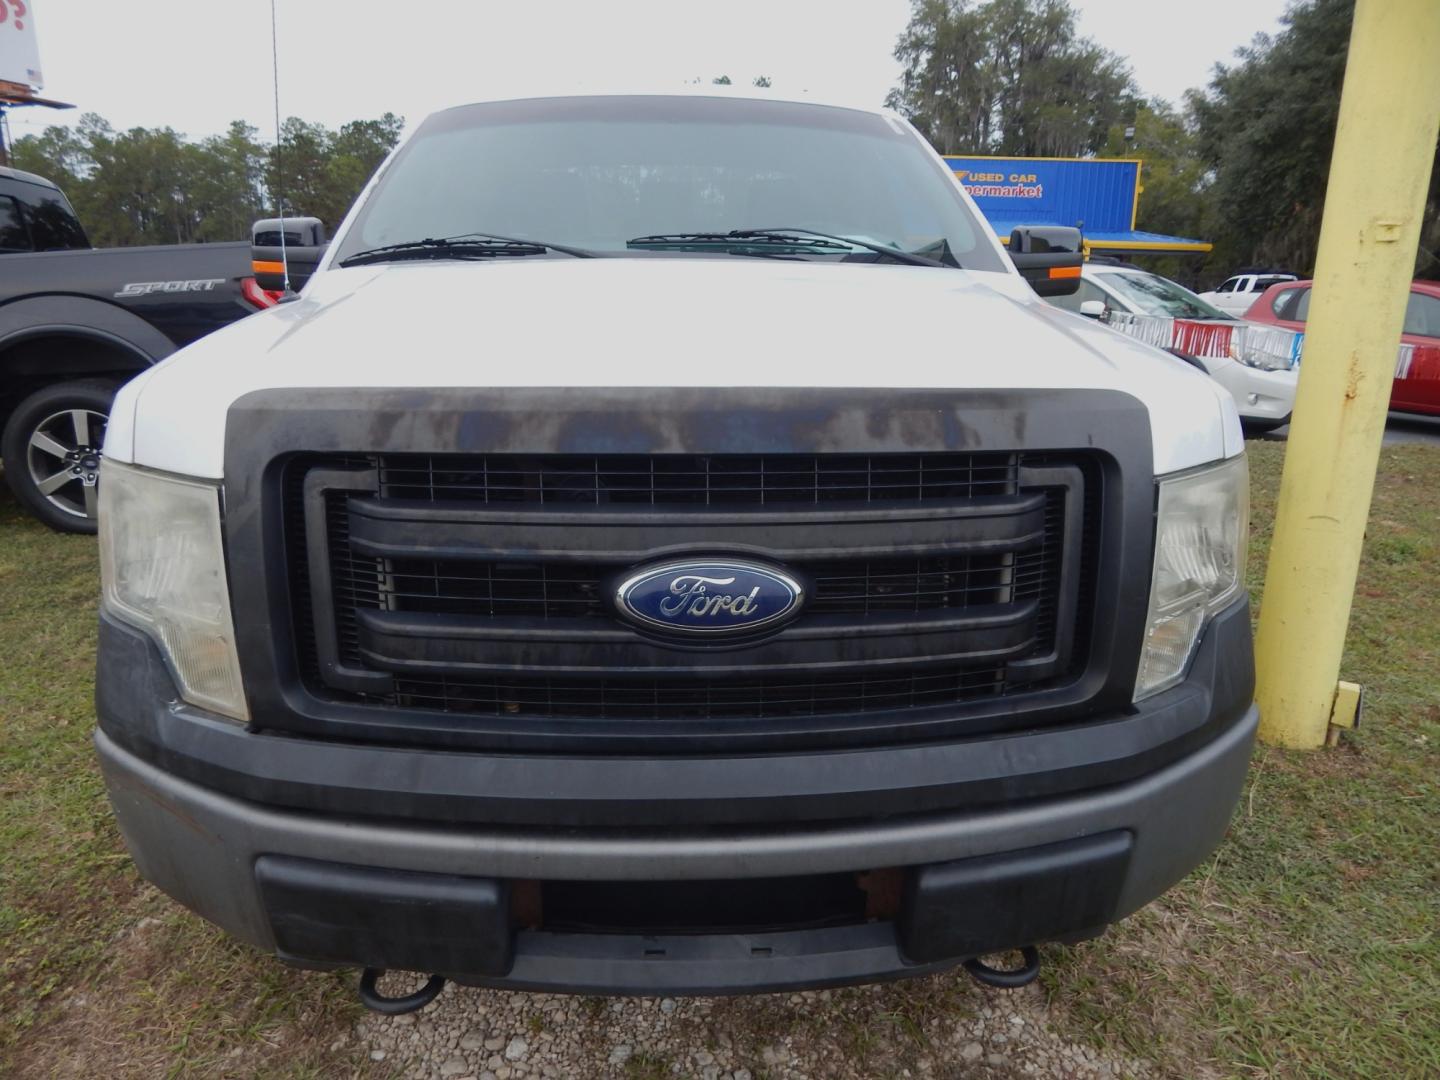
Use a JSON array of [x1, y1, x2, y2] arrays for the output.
[[1234, 326, 1303, 371], [1134, 455, 1249, 701], [98, 461, 248, 721], [1239, 350, 1293, 372]]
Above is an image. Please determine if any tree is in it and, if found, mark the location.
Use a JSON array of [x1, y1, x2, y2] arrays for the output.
[[886, 0, 1138, 156], [12, 111, 403, 247], [266, 117, 333, 224], [60, 115, 202, 245], [189, 121, 269, 243], [315, 114, 405, 227], [1098, 101, 1210, 283], [1185, 0, 1440, 279], [698, 75, 771, 87], [10, 123, 89, 191], [1187, 0, 1359, 275]]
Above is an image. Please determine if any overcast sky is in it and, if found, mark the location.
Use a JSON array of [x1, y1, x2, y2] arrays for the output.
[[8, 0, 1295, 144]]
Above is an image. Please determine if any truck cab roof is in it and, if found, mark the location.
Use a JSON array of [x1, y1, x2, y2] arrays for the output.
[[0, 165, 65, 191], [433, 85, 888, 116]]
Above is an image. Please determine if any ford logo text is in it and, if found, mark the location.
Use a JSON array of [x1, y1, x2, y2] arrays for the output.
[[614, 560, 805, 636]]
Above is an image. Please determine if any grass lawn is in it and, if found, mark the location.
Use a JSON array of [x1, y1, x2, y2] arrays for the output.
[[1043, 441, 1440, 1078], [1, 439, 1436, 1078], [0, 482, 367, 1078]]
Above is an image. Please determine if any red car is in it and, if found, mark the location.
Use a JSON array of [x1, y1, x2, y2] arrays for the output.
[[1249, 279, 1440, 414], [1245, 279, 1440, 416]]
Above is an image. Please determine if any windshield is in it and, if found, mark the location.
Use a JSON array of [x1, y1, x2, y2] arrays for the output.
[[333, 96, 1004, 271], [1102, 271, 1233, 320]]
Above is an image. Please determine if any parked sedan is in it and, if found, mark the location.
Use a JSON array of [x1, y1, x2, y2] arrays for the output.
[[1049, 263, 1297, 431], [1244, 279, 1440, 416]]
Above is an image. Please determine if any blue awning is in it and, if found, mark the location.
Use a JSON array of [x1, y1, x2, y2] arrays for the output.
[[988, 222, 1212, 254], [1078, 228, 1213, 254]]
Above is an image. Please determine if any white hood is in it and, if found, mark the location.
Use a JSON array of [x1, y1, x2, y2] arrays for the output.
[[107, 258, 1242, 477]]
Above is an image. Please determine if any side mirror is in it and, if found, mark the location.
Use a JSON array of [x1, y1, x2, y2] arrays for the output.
[[251, 216, 327, 293], [1079, 299, 1107, 319], [1007, 226, 1083, 297]]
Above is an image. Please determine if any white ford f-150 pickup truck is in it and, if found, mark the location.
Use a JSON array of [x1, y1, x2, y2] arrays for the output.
[[94, 91, 1255, 1010]]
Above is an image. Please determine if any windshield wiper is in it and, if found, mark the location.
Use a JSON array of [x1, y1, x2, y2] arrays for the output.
[[339, 232, 594, 268], [627, 231, 854, 255], [626, 228, 949, 269]]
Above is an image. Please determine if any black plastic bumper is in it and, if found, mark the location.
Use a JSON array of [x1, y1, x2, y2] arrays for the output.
[[95, 602, 1257, 994], [95, 599, 1255, 830], [249, 829, 1135, 990]]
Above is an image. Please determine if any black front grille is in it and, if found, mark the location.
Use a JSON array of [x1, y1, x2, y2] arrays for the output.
[[284, 451, 1094, 746], [390, 667, 1011, 722], [348, 549, 1046, 620]]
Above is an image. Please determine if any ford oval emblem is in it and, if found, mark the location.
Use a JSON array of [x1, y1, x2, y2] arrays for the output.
[[615, 559, 805, 637]]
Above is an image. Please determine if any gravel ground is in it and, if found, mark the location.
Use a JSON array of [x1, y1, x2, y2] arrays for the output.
[[351, 968, 1153, 1079]]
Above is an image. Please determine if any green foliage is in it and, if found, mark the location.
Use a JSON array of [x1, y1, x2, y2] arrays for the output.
[[1101, 102, 1204, 234], [11, 112, 403, 248], [889, 0, 1438, 283], [265, 112, 403, 231], [886, 0, 1138, 156], [1187, 0, 1358, 275], [1098, 101, 1210, 282], [699, 75, 771, 87], [1190, 0, 1440, 280]]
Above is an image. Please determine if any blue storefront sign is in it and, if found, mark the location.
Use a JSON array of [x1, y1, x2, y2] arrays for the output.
[[943, 156, 1210, 253]]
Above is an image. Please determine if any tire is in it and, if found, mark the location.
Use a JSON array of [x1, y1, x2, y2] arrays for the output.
[[2, 380, 118, 534]]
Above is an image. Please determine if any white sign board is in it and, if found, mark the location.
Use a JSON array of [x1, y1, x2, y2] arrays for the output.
[[0, 0, 43, 90]]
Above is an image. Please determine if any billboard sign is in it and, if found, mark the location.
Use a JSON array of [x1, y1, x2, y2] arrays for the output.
[[943, 156, 1140, 234], [0, 0, 43, 90]]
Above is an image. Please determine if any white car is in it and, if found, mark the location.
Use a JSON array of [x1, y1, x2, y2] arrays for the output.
[[1049, 263, 1297, 431], [94, 90, 1255, 1005], [1198, 272, 1298, 317]]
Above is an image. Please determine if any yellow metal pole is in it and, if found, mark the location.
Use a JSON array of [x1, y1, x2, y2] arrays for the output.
[[1253, 0, 1440, 748]]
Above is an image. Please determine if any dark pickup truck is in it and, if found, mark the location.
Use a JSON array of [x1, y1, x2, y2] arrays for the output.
[[0, 165, 278, 531]]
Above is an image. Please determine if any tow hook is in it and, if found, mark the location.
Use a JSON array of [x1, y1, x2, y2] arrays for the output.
[[357, 968, 447, 1014], [963, 945, 1041, 989]]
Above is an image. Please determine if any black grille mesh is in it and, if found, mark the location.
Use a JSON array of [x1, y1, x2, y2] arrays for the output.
[[374, 452, 1021, 505], [286, 452, 1086, 727], [390, 667, 1009, 721], [342, 549, 1045, 621]]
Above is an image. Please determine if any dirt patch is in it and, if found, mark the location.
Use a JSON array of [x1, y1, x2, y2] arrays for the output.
[[354, 967, 1155, 1079]]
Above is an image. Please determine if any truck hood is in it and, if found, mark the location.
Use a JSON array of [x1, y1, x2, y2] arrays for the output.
[[109, 258, 1242, 477]]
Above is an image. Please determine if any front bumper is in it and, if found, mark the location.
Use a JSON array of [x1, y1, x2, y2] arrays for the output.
[[96, 603, 1257, 995], [1205, 357, 1297, 423]]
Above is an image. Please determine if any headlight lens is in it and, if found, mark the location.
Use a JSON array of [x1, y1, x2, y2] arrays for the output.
[[98, 461, 248, 721], [1239, 350, 1292, 372], [1235, 325, 1303, 371], [1134, 455, 1249, 701]]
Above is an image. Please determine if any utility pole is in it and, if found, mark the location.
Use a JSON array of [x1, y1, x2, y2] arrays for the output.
[[1253, 0, 1440, 748]]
